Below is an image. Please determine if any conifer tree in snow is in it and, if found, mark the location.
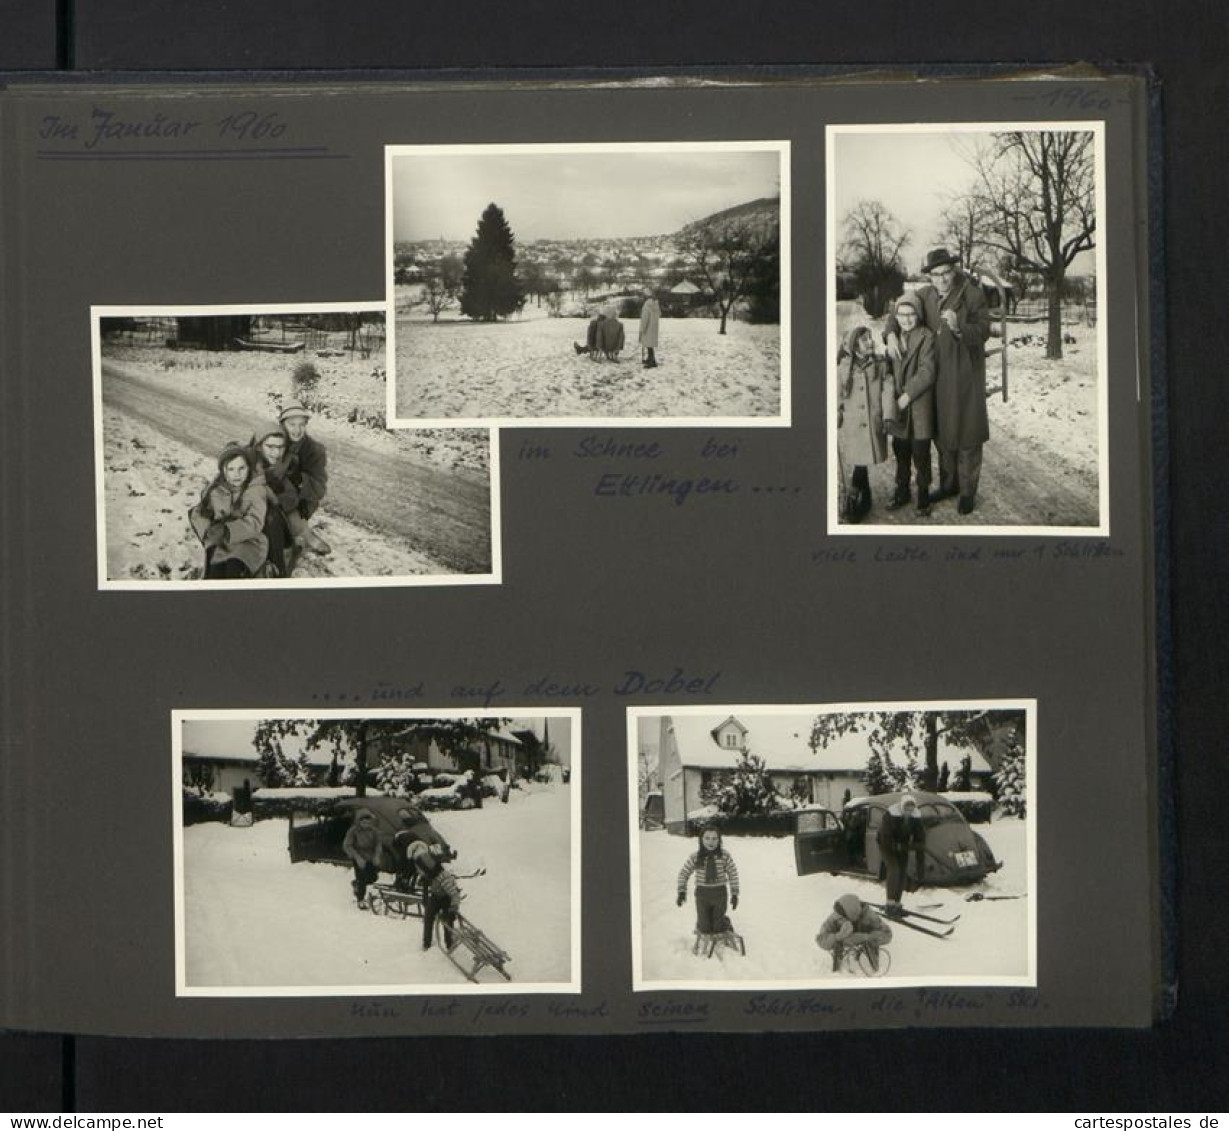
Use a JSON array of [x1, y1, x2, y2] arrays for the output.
[[288, 751, 317, 788], [708, 749, 784, 816], [937, 761, 950, 791], [863, 748, 892, 795], [953, 754, 973, 792], [375, 751, 417, 795], [255, 743, 291, 787], [460, 203, 525, 322], [993, 739, 1027, 817]]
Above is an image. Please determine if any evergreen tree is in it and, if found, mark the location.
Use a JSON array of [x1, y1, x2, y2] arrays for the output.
[[993, 739, 1027, 817], [937, 761, 950, 791], [460, 203, 525, 322], [255, 743, 290, 787], [863, 749, 891, 794], [708, 749, 784, 816], [953, 754, 973, 792]]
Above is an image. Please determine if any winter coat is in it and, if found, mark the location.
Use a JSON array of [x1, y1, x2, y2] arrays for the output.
[[595, 315, 625, 355], [188, 471, 269, 576], [837, 332, 889, 467], [887, 277, 990, 449], [817, 894, 892, 949], [876, 807, 926, 861], [678, 847, 740, 896], [343, 811, 382, 867], [889, 324, 938, 441], [285, 432, 329, 518], [638, 298, 661, 349], [409, 840, 463, 910]]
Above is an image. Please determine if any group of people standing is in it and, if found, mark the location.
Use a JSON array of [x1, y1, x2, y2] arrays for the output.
[[188, 401, 330, 579], [573, 292, 661, 367], [838, 247, 991, 522]]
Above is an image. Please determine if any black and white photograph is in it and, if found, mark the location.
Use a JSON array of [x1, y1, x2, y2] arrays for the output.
[[828, 124, 1108, 533], [630, 702, 1035, 989], [386, 142, 789, 427], [173, 709, 579, 994], [93, 304, 499, 589]]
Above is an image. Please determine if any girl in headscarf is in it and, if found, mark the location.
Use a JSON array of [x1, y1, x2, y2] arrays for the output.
[[676, 826, 741, 938], [836, 325, 890, 523], [188, 441, 269, 579]]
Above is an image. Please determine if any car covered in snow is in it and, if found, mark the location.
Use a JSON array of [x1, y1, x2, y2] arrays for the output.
[[793, 790, 999, 886], [288, 795, 452, 872]]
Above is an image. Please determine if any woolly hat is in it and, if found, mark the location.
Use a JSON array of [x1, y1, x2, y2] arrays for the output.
[[253, 422, 287, 447], [894, 294, 922, 318], [216, 442, 252, 473], [279, 400, 311, 423], [835, 893, 863, 920], [900, 793, 919, 811]]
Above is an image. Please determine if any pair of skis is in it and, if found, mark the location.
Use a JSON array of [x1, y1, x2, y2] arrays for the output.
[[865, 901, 960, 939]]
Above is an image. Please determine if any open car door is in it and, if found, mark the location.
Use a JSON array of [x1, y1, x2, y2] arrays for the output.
[[793, 808, 848, 876]]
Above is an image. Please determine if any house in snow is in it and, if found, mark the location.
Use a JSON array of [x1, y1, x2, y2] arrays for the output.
[[652, 713, 993, 833], [181, 746, 334, 795], [390, 723, 524, 779]]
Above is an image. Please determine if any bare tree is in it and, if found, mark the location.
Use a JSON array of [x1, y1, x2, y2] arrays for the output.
[[677, 212, 779, 334], [840, 200, 910, 317], [967, 131, 1096, 359], [935, 192, 990, 274], [416, 254, 464, 323]]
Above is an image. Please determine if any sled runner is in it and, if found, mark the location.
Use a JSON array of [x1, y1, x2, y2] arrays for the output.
[[841, 942, 892, 977], [692, 929, 746, 958], [436, 912, 512, 983], [367, 880, 424, 919]]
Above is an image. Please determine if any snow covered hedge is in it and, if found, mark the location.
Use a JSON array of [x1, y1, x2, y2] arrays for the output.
[[182, 789, 232, 826], [682, 811, 797, 838]]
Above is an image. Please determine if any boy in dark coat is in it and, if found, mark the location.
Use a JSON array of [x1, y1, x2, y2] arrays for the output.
[[278, 401, 331, 554], [884, 294, 939, 515], [876, 793, 927, 917]]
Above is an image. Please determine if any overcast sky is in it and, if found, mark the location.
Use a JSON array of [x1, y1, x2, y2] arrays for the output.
[[833, 129, 1096, 275], [391, 148, 781, 242]]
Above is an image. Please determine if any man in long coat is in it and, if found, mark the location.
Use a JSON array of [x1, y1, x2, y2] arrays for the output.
[[886, 248, 991, 514]]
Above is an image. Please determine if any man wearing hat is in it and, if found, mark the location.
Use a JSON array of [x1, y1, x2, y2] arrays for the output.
[[885, 248, 991, 515], [278, 401, 331, 554]]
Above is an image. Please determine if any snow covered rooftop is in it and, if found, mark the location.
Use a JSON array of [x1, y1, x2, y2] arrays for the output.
[[665, 714, 991, 774]]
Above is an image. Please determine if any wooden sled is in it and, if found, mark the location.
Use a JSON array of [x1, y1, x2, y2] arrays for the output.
[[436, 912, 512, 983], [367, 881, 424, 919], [693, 929, 746, 958], [841, 943, 892, 977]]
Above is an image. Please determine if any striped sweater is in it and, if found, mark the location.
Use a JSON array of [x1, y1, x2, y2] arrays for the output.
[[677, 849, 740, 896]]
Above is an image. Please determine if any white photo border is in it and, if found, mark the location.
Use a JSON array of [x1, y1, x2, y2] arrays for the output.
[[627, 698, 1038, 992], [172, 706, 582, 998], [384, 140, 792, 430], [92, 302, 503, 590], [825, 121, 1111, 537]]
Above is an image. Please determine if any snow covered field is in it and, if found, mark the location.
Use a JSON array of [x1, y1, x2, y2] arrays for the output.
[[833, 300, 1103, 528], [634, 816, 1031, 988], [98, 341, 493, 582], [178, 783, 576, 993], [393, 299, 782, 423]]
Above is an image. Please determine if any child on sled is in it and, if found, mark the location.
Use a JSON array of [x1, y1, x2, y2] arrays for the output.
[[676, 827, 740, 941]]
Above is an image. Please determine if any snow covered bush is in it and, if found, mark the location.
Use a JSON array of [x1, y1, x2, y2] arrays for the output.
[[181, 788, 232, 826], [701, 750, 787, 817], [993, 741, 1027, 818]]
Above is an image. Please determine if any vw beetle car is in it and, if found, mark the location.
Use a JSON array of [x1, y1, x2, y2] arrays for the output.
[[288, 795, 452, 871], [793, 790, 999, 885]]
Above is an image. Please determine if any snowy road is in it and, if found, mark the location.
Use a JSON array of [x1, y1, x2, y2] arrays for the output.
[[103, 360, 493, 574]]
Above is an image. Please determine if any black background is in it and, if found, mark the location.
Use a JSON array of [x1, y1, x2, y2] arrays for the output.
[[2, 0, 1225, 1111]]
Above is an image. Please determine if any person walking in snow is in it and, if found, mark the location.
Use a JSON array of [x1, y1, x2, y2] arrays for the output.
[[816, 893, 892, 972], [876, 793, 927, 917], [638, 291, 661, 368], [676, 827, 740, 937], [407, 839, 464, 951], [342, 808, 383, 909]]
